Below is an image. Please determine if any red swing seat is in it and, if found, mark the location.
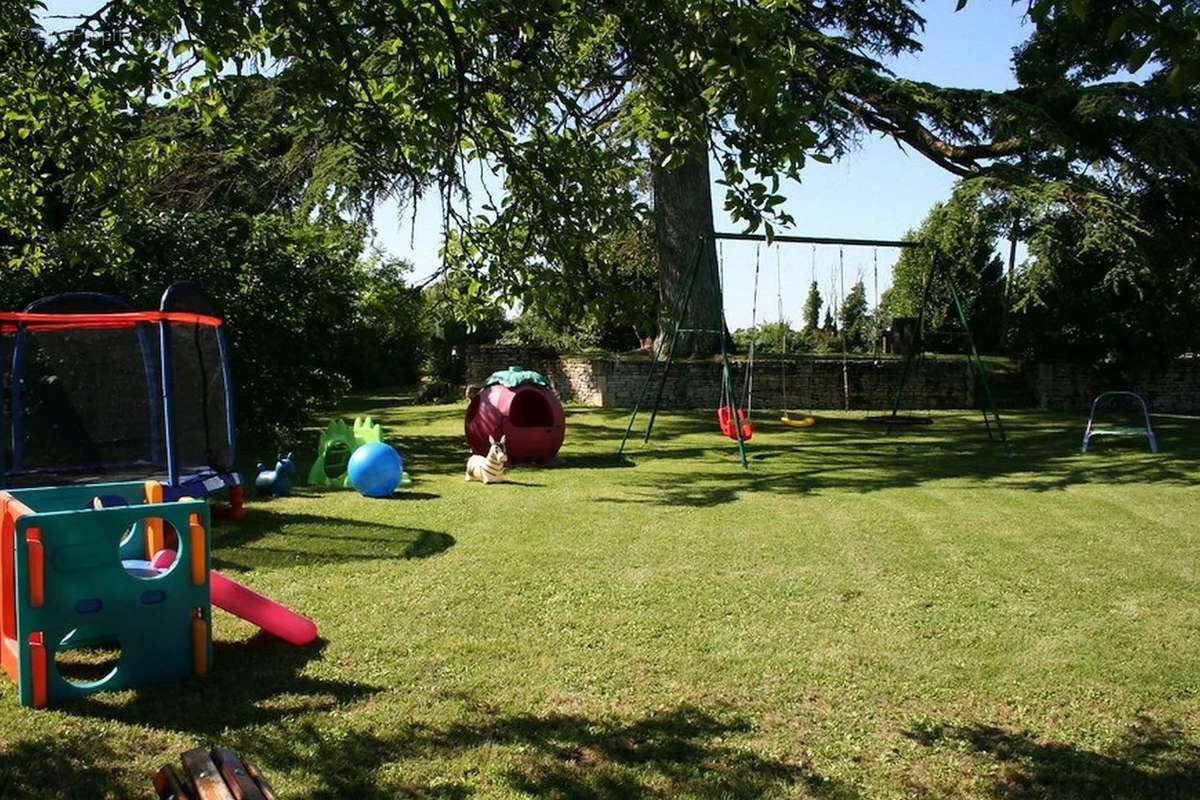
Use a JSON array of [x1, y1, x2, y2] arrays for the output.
[[717, 405, 753, 441]]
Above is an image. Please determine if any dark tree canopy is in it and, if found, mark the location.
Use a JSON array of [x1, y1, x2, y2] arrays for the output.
[[2, 0, 1199, 365]]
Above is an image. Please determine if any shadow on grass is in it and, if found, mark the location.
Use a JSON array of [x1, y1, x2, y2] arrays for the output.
[[211, 507, 455, 569], [269, 487, 442, 503], [601, 412, 1200, 508], [0, 731, 133, 798], [247, 701, 857, 799], [905, 716, 1200, 799], [63, 635, 377, 738], [556, 453, 637, 470], [309, 398, 1200, 506]]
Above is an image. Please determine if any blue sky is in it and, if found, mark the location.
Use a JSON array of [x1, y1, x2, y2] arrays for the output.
[[40, 1, 1030, 328]]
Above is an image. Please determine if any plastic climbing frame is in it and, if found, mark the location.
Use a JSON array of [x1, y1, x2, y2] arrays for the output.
[[0, 480, 212, 708]]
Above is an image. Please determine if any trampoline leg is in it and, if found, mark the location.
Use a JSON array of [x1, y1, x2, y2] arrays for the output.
[[1148, 433, 1159, 453], [212, 484, 248, 522], [227, 485, 247, 521], [1081, 434, 1089, 454]]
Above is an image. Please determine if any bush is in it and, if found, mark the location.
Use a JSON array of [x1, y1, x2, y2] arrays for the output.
[[6, 211, 425, 447], [341, 253, 428, 389], [420, 282, 510, 385]]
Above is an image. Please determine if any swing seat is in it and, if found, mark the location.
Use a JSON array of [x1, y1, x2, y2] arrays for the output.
[[718, 406, 753, 441], [779, 411, 815, 428]]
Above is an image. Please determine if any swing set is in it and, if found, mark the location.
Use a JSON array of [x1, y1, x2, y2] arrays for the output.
[[618, 231, 1006, 469]]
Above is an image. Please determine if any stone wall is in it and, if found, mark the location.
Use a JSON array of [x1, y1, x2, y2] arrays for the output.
[[465, 345, 977, 410], [1034, 359, 1200, 412], [464, 347, 1200, 412]]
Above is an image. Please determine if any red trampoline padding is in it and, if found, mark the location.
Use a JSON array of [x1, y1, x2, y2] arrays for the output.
[[717, 406, 753, 441], [0, 310, 223, 333]]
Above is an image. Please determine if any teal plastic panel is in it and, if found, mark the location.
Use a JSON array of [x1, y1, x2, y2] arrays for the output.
[[8, 487, 211, 707]]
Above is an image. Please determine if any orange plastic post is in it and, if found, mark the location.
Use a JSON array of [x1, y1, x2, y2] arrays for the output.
[[25, 529, 43, 608], [1, 498, 14, 646], [189, 513, 205, 586], [191, 609, 208, 676], [143, 481, 164, 559], [0, 495, 27, 682], [28, 632, 47, 708]]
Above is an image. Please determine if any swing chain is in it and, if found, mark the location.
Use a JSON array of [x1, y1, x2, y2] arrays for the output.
[[742, 244, 761, 416]]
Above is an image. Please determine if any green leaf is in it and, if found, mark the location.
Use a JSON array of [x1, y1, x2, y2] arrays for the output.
[[1127, 44, 1155, 74], [1168, 60, 1200, 93], [1105, 12, 1136, 44]]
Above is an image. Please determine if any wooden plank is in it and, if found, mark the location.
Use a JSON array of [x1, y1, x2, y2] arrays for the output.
[[210, 748, 265, 800], [153, 764, 194, 800], [179, 748, 236, 800], [241, 757, 277, 800]]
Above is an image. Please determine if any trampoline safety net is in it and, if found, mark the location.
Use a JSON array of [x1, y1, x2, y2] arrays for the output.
[[0, 285, 236, 487]]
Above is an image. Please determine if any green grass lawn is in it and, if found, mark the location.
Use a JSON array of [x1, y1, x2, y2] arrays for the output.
[[2, 396, 1199, 799]]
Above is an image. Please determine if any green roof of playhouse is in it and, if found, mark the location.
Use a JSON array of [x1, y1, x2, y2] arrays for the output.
[[484, 365, 550, 389]]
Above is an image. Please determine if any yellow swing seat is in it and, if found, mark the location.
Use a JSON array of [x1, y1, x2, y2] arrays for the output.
[[780, 411, 815, 428]]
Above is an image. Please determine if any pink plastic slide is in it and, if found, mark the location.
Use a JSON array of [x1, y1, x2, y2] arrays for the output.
[[151, 550, 318, 646]]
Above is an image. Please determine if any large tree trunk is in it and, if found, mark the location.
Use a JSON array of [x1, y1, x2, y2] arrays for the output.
[[652, 143, 723, 357]]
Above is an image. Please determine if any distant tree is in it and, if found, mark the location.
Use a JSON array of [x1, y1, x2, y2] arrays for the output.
[[732, 320, 796, 355], [1007, 179, 1200, 371], [821, 307, 837, 334], [889, 185, 1005, 353], [873, 288, 895, 350], [840, 280, 871, 352], [801, 281, 822, 333]]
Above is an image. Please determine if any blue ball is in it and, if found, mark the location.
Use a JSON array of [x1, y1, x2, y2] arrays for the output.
[[347, 442, 403, 498]]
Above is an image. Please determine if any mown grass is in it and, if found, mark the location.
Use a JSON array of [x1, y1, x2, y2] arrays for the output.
[[1, 395, 1198, 798]]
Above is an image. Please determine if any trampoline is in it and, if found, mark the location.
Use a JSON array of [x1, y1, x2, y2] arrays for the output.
[[0, 283, 243, 515]]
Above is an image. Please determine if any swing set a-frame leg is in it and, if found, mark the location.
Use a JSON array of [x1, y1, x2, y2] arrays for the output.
[[619, 237, 705, 454], [883, 251, 1007, 444], [946, 273, 1007, 443], [886, 249, 939, 434], [617, 234, 749, 469]]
